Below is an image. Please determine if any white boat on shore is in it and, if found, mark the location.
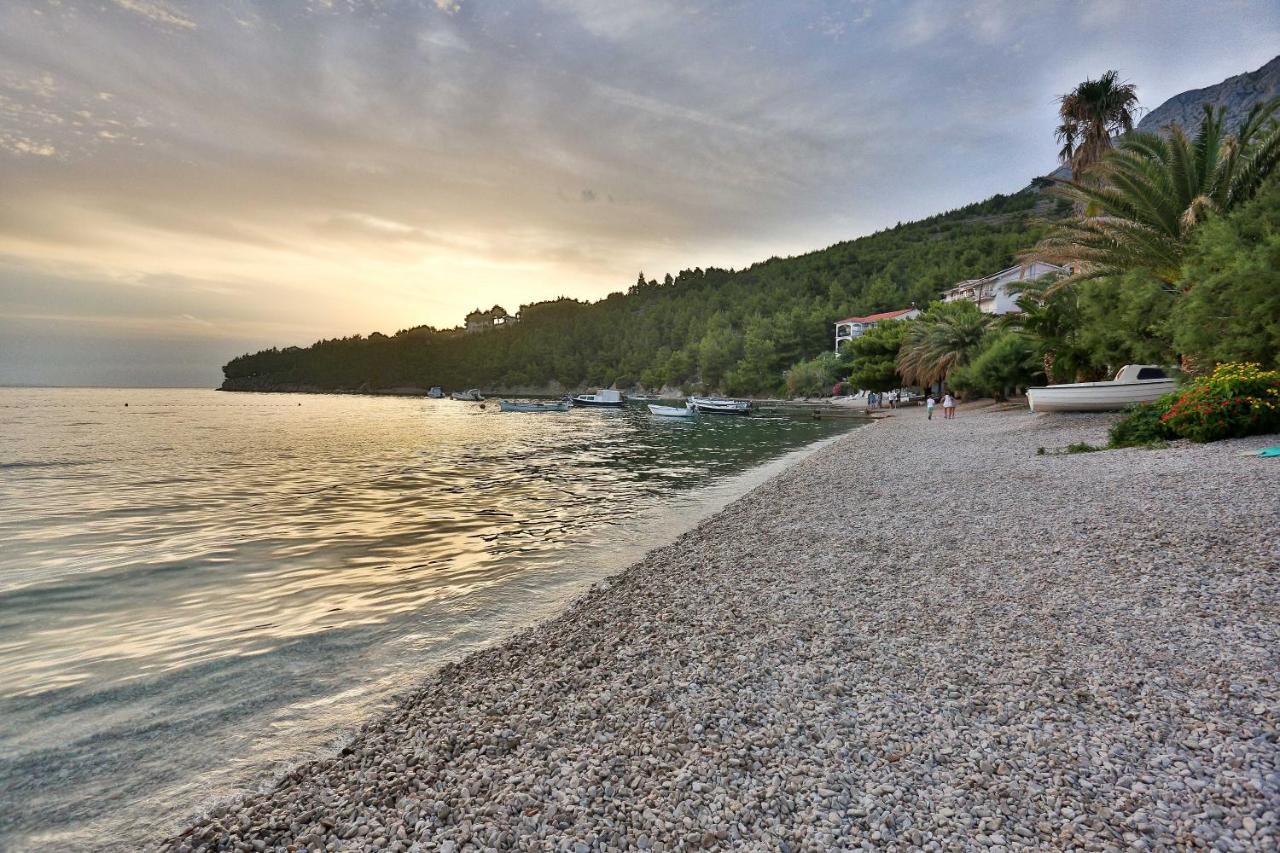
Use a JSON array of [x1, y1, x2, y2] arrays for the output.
[[571, 389, 625, 408], [451, 389, 484, 401], [498, 400, 570, 413], [647, 403, 694, 417], [427, 386, 444, 398], [1027, 365, 1175, 413], [689, 396, 752, 415]]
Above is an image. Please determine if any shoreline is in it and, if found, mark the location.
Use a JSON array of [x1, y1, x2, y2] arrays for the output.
[[169, 407, 1280, 851]]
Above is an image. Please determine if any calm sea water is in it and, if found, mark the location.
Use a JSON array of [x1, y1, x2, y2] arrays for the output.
[[0, 388, 856, 851]]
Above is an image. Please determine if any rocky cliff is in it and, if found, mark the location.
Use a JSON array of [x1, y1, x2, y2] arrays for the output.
[[1137, 54, 1280, 134]]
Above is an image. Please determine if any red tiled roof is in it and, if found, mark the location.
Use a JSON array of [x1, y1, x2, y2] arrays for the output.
[[836, 308, 916, 325]]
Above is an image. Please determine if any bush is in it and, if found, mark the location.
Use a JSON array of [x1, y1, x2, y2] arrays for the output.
[[1108, 397, 1176, 447], [1160, 362, 1280, 443], [1173, 180, 1280, 368], [784, 351, 844, 397], [948, 330, 1040, 400]]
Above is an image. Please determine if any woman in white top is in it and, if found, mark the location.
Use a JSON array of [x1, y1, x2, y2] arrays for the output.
[[942, 393, 956, 419]]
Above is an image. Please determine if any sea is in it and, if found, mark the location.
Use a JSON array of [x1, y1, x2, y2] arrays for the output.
[[0, 388, 858, 851]]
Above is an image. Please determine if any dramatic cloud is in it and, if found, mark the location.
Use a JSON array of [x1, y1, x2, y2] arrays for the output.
[[0, 0, 1276, 385]]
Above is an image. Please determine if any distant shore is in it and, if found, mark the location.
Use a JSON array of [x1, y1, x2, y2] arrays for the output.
[[169, 406, 1280, 851]]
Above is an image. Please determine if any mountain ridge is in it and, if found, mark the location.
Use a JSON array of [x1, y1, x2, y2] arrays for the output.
[[1137, 54, 1280, 135]]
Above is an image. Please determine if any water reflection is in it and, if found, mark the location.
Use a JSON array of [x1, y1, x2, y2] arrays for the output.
[[0, 388, 856, 851]]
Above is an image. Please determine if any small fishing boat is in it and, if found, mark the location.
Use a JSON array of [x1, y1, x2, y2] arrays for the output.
[[571, 389, 626, 408], [451, 389, 484, 401], [689, 396, 752, 415], [1027, 365, 1175, 413], [427, 386, 444, 398], [647, 403, 694, 417], [498, 400, 570, 413]]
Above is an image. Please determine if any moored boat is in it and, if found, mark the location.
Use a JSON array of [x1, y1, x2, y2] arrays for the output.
[[1027, 365, 1175, 413], [647, 403, 694, 417], [689, 396, 752, 415], [451, 389, 484, 401], [571, 389, 625, 408], [498, 400, 570, 413], [427, 386, 444, 398]]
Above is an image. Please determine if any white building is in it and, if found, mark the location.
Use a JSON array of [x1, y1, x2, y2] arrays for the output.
[[834, 307, 921, 352], [941, 261, 1069, 315]]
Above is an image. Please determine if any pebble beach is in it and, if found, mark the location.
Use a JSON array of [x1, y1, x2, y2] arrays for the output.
[[169, 406, 1280, 852]]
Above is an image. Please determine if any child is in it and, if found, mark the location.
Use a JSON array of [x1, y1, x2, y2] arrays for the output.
[[926, 395, 936, 419], [942, 392, 955, 419]]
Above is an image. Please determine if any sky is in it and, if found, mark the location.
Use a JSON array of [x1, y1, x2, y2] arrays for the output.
[[1, 1, 1277, 387]]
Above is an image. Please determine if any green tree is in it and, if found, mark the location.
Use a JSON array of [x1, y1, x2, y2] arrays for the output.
[[842, 319, 908, 392], [1173, 178, 1280, 367], [784, 351, 843, 397], [949, 330, 1041, 400], [1002, 278, 1085, 383], [1036, 98, 1280, 287], [1073, 272, 1177, 376], [696, 314, 742, 391], [896, 301, 990, 388]]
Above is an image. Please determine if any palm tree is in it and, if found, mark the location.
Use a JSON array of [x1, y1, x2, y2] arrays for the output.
[[1055, 119, 1078, 166], [1033, 97, 1280, 289], [896, 302, 990, 388], [1057, 71, 1139, 175], [1000, 277, 1082, 383]]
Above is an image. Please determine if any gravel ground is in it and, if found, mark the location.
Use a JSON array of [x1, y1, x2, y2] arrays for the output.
[[168, 406, 1280, 852]]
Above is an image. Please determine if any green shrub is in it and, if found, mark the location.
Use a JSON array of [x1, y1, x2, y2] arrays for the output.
[[1161, 362, 1280, 443], [784, 351, 844, 397], [1064, 442, 1103, 454], [948, 330, 1040, 400], [1108, 396, 1176, 447]]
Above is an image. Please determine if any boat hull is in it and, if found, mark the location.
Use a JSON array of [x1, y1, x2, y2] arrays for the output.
[[572, 398, 625, 408], [647, 404, 694, 417], [1027, 379, 1175, 413], [689, 397, 752, 415], [499, 401, 570, 413]]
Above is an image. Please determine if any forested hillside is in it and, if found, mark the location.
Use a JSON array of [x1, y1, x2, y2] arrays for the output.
[[222, 190, 1069, 395]]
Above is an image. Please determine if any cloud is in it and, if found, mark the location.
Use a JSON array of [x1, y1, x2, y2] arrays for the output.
[[111, 0, 196, 29], [0, 0, 1277, 385]]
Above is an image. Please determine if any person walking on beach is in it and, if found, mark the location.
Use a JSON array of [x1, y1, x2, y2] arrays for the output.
[[926, 394, 936, 419], [942, 392, 956, 419]]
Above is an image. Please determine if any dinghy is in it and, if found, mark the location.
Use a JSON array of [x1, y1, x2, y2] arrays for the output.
[[498, 400, 570, 413], [450, 389, 484, 401], [1027, 365, 1175, 413], [689, 396, 752, 415], [647, 403, 694, 417], [427, 386, 444, 398]]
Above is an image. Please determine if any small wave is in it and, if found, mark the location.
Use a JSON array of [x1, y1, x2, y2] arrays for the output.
[[0, 459, 98, 470]]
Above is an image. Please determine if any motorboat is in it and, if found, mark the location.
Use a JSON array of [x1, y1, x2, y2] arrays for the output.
[[498, 400, 570, 413], [451, 389, 484, 401], [689, 396, 752, 415], [1027, 365, 1175, 413], [571, 389, 625, 408], [647, 403, 694, 417], [427, 386, 444, 398]]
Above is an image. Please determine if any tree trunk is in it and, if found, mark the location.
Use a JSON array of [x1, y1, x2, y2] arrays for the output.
[[1043, 350, 1056, 383]]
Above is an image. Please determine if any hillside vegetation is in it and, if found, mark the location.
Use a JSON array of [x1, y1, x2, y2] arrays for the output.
[[223, 191, 1068, 395]]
